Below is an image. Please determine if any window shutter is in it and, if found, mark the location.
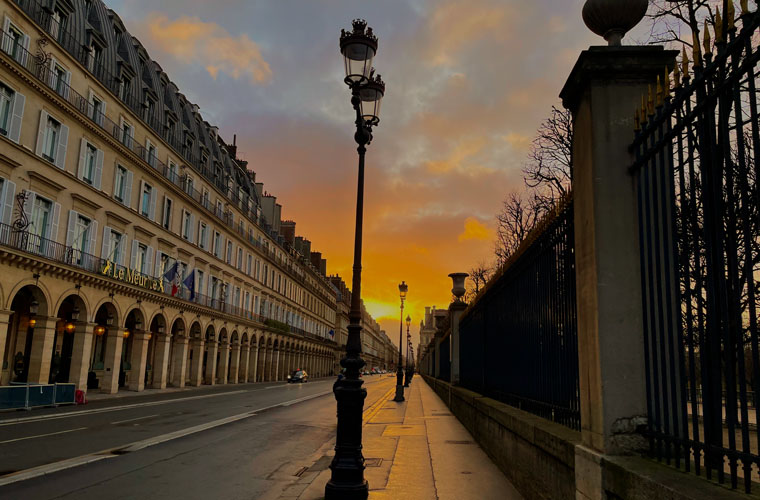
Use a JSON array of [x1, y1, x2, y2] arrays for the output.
[[100, 100, 107, 123], [47, 57, 56, 88], [55, 123, 69, 170], [1, 17, 10, 53], [63, 71, 71, 99], [101, 226, 111, 259], [149, 185, 157, 221], [65, 209, 77, 247], [204, 226, 210, 250], [88, 220, 98, 255], [1, 179, 15, 225], [77, 138, 87, 179], [50, 202, 61, 241], [145, 246, 154, 277], [8, 91, 24, 143], [94, 149, 103, 190], [189, 214, 196, 243], [138, 180, 145, 213], [35, 110, 48, 157], [124, 170, 133, 208], [130, 239, 138, 268], [119, 235, 128, 266], [20, 34, 29, 66], [155, 250, 163, 276]]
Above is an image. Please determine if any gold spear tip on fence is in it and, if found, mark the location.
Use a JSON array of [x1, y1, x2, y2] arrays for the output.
[[692, 30, 702, 66], [727, 1, 736, 30], [673, 60, 681, 87], [656, 75, 664, 106], [682, 47, 690, 78], [647, 84, 655, 115], [740, 0, 748, 16], [715, 8, 724, 43], [634, 108, 641, 131], [664, 67, 671, 98], [703, 19, 712, 54]]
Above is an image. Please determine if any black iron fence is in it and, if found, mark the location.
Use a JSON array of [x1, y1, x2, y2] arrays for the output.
[[630, 6, 760, 493], [458, 197, 580, 430]]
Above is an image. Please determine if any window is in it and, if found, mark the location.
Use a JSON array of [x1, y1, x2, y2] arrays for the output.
[[182, 210, 193, 240], [162, 196, 173, 230], [143, 96, 155, 122], [140, 182, 153, 217], [145, 140, 157, 167], [69, 213, 91, 264], [105, 228, 123, 262], [51, 61, 69, 97], [0, 82, 21, 141], [255, 260, 260, 280], [213, 231, 222, 258], [197, 270, 204, 296], [2, 18, 29, 64], [114, 165, 127, 202], [88, 44, 103, 73], [168, 161, 178, 183], [198, 222, 208, 249], [167, 117, 176, 140], [42, 115, 60, 162], [121, 119, 133, 148], [119, 76, 132, 101], [215, 200, 223, 217], [247, 254, 252, 276], [236, 247, 243, 270], [30, 196, 52, 241], [185, 176, 194, 196], [135, 243, 148, 273], [202, 189, 210, 209], [83, 142, 97, 184], [226, 241, 232, 264], [89, 93, 105, 126]]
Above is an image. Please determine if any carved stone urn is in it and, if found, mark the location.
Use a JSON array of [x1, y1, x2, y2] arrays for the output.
[[582, 0, 648, 46]]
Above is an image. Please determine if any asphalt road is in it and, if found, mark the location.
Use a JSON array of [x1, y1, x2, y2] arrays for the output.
[[0, 375, 396, 499]]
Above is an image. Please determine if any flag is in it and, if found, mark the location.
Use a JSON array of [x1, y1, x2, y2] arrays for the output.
[[183, 269, 196, 301], [163, 261, 178, 282]]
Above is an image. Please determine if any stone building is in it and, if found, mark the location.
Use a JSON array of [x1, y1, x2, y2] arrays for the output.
[[0, 0, 340, 393]]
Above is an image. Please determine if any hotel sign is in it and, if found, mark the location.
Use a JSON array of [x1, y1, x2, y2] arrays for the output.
[[101, 260, 165, 293]]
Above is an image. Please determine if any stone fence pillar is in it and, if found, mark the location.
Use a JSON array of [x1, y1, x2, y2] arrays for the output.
[[560, 45, 677, 498]]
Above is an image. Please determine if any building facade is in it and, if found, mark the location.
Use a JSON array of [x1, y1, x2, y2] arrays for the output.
[[0, 0, 341, 393]]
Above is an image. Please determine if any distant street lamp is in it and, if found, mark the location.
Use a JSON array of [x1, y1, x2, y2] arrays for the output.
[[394, 281, 408, 402], [325, 18, 385, 500], [404, 315, 411, 387]]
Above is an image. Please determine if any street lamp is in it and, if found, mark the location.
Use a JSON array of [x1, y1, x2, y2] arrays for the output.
[[404, 315, 411, 387], [325, 19, 385, 500], [394, 281, 408, 402]]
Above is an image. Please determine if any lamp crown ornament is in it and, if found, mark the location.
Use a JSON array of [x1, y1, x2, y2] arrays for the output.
[[582, 0, 648, 46]]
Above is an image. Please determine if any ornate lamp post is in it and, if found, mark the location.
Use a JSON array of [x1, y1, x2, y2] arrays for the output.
[[393, 281, 408, 402], [404, 315, 411, 387], [325, 19, 385, 500]]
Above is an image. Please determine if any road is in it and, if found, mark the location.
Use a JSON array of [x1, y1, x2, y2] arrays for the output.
[[0, 375, 396, 499]]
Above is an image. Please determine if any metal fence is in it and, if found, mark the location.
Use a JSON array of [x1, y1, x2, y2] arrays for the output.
[[458, 198, 579, 430], [0, 383, 76, 410], [630, 6, 760, 493]]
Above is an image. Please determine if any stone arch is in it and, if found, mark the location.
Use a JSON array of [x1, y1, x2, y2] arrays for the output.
[[52, 286, 91, 323], [189, 320, 202, 339], [231, 331, 239, 345], [205, 324, 216, 342], [92, 296, 122, 327], [6, 279, 51, 316], [218, 327, 228, 344], [241, 332, 249, 346]]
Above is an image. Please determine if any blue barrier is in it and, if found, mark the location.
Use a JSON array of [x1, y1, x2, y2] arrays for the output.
[[0, 383, 77, 410]]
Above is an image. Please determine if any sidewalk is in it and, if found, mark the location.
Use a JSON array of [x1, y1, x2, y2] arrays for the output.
[[288, 377, 522, 500]]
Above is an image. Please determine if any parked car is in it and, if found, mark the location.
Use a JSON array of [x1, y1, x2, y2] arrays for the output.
[[287, 370, 308, 383]]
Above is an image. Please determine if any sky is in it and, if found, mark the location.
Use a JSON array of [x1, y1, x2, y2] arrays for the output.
[[104, 0, 602, 349]]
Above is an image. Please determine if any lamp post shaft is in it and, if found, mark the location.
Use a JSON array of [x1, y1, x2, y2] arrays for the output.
[[325, 83, 370, 500], [394, 300, 405, 402]]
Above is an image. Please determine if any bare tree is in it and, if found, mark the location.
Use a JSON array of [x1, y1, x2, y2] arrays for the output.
[[465, 261, 494, 302], [495, 192, 545, 265], [523, 106, 573, 211]]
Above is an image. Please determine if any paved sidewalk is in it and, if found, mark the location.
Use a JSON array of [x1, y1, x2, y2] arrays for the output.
[[288, 377, 522, 500]]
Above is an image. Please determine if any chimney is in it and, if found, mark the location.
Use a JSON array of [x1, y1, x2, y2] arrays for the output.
[[310, 251, 322, 270]]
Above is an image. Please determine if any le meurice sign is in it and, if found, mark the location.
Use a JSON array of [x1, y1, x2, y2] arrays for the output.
[[101, 260, 164, 293]]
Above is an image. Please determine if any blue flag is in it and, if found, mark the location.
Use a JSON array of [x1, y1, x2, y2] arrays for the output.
[[163, 261, 178, 282], [183, 269, 196, 301]]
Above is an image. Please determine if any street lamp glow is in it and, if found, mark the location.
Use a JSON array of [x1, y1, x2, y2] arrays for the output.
[[340, 19, 377, 85], [399, 281, 408, 301]]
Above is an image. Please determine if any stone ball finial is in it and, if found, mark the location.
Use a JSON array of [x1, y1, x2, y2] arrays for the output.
[[582, 0, 648, 46]]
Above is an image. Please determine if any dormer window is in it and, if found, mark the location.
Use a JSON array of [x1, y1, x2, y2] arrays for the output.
[[88, 43, 103, 73], [166, 117, 176, 139], [143, 95, 155, 122], [49, 8, 68, 42], [119, 76, 132, 101]]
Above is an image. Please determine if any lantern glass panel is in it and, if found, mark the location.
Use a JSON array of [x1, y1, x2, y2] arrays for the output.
[[343, 42, 374, 83]]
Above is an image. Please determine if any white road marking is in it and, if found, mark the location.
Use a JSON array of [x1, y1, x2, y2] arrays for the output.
[[110, 414, 160, 425], [0, 390, 248, 427], [0, 387, 337, 487], [0, 427, 87, 445]]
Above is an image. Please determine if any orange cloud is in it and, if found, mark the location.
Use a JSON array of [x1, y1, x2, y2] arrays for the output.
[[458, 217, 494, 242], [145, 14, 272, 84]]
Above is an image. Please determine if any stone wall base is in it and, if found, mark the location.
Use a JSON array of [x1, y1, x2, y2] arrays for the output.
[[421, 375, 752, 500]]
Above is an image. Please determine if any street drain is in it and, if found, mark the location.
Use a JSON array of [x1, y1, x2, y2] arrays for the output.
[[445, 440, 474, 445], [294, 466, 309, 477], [364, 458, 383, 467]]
